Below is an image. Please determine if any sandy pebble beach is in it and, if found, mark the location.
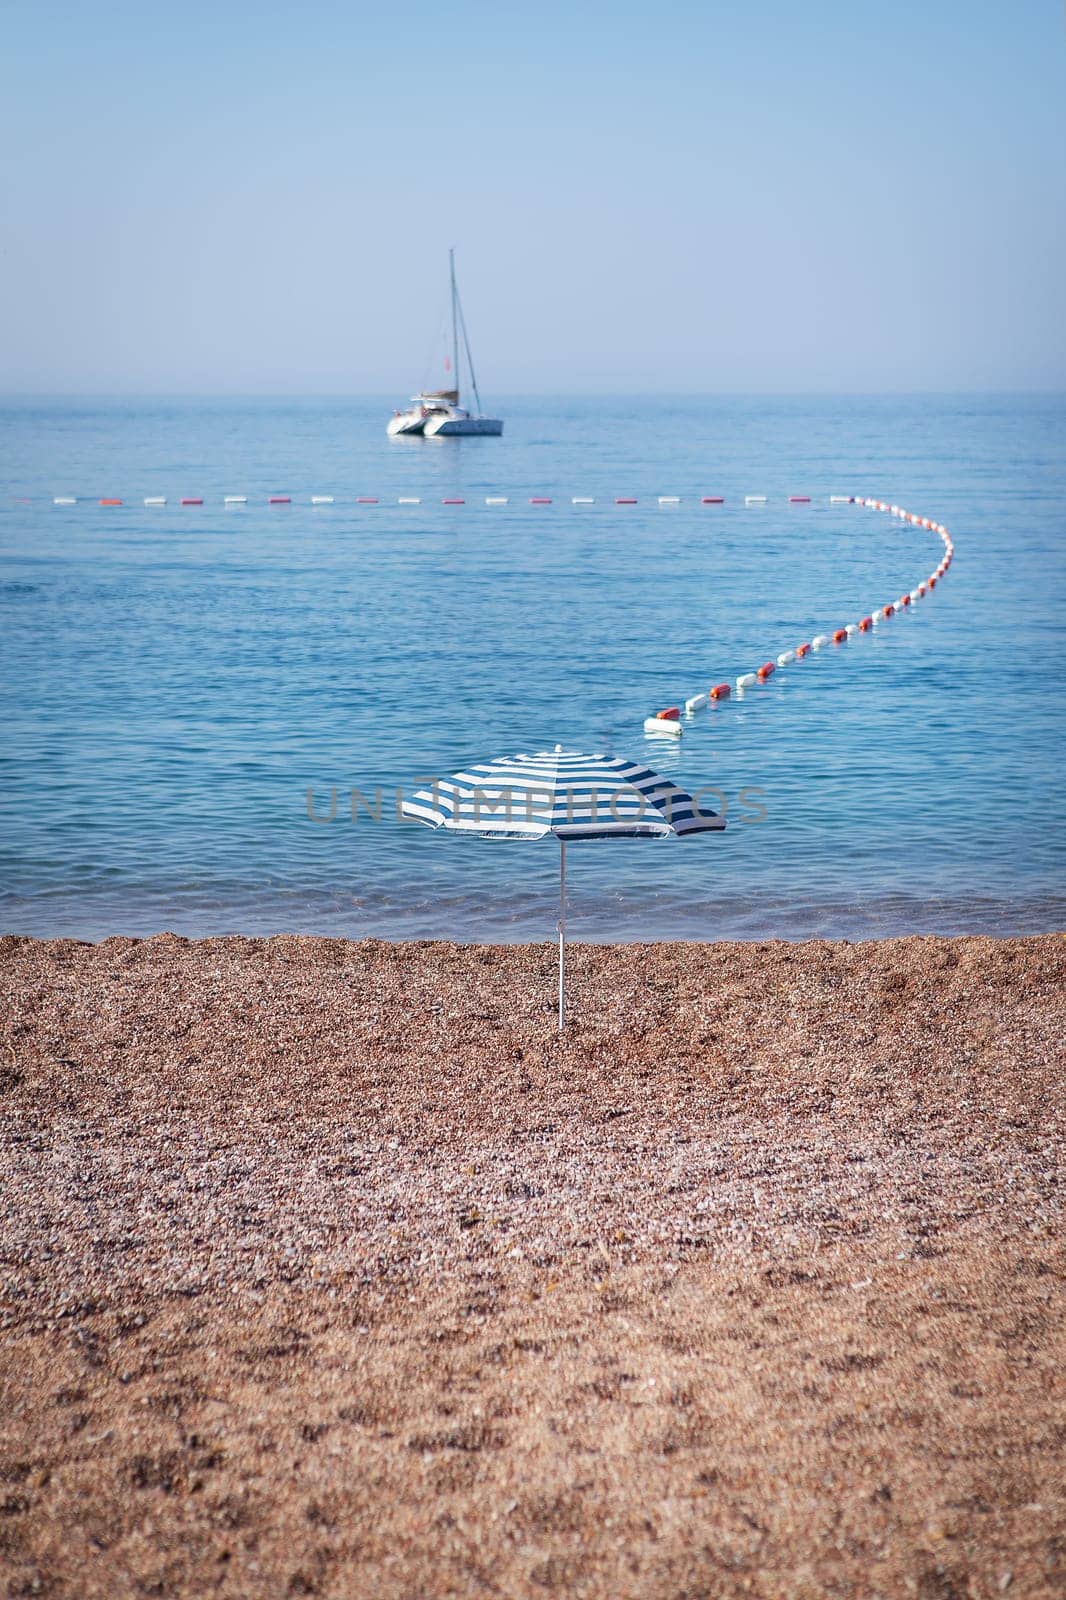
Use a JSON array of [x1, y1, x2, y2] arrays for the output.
[[1, 932, 1063, 1598]]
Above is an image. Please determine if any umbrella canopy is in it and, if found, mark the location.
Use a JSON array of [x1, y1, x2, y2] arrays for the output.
[[402, 747, 724, 840], [401, 748, 725, 1026]]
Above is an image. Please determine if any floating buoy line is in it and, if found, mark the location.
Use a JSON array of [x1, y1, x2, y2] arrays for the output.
[[23, 494, 942, 520], [643, 496, 954, 738], [18, 492, 953, 740]]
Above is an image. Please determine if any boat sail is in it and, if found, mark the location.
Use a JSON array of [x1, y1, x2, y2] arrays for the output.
[[387, 251, 504, 438]]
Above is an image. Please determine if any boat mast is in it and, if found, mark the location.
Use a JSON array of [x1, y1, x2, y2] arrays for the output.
[[449, 248, 460, 403], [456, 292, 483, 417]]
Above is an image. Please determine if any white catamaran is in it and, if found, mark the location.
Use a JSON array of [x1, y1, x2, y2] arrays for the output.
[[387, 251, 503, 438]]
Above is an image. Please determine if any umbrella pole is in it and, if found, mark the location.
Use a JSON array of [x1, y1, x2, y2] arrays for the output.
[[558, 838, 566, 1031]]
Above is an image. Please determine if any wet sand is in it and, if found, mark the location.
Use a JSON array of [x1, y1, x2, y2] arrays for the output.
[[1, 932, 1063, 1598]]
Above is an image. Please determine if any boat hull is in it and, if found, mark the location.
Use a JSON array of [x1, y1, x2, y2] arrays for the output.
[[423, 415, 504, 437], [387, 412, 427, 437]]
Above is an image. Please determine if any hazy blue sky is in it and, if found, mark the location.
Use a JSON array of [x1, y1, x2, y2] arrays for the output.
[[2, 0, 1064, 393]]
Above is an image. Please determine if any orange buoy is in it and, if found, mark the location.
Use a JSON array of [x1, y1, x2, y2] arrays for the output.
[[99, 498, 123, 506], [832, 628, 847, 643], [859, 615, 873, 631], [900, 594, 911, 606], [701, 496, 724, 504], [709, 683, 731, 699], [795, 642, 811, 657], [756, 661, 775, 680], [658, 706, 681, 720]]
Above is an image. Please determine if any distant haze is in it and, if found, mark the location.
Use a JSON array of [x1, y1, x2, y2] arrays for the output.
[[2, 0, 1064, 394]]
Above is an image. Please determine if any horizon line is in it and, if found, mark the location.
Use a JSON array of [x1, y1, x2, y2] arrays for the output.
[[3, 387, 1065, 401]]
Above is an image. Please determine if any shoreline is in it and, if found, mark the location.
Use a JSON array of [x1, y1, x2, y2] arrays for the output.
[[3, 894, 1064, 947], [2, 932, 1063, 1598]]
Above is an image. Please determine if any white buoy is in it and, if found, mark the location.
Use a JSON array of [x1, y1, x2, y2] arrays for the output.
[[777, 650, 796, 666], [53, 496, 77, 505], [910, 589, 921, 602], [397, 497, 421, 505], [685, 692, 708, 713], [658, 496, 681, 505], [736, 672, 758, 689], [745, 494, 767, 505], [871, 610, 882, 624], [845, 622, 860, 636], [829, 495, 849, 504], [144, 497, 167, 506], [572, 497, 595, 505], [310, 495, 333, 505], [224, 495, 247, 505], [644, 716, 682, 738], [812, 635, 830, 650], [485, 496, 508, 505]]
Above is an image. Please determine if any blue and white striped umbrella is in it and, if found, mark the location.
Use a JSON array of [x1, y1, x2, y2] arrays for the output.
[[401, 747, 724, 840], [401, 748, 725, 1027]]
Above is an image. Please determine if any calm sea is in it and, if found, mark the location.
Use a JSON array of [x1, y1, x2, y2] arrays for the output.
[[2, 394, 1064, 942]]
